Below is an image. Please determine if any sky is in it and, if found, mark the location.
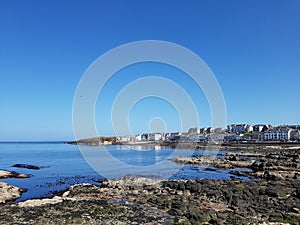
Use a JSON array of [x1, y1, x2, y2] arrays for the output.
[[1, 0, 299, 141]]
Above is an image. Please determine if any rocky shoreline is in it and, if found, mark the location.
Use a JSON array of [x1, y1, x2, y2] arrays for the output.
[[0, 175, 299, 224], [67, 139, 300, 151], [172, 149, 300, 181], [0, 149, 299, 224], [0, 170, 29, 204]]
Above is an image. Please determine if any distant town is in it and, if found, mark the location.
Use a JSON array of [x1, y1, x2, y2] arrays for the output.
[[116, 124, 300, 144], [70, 124, 300, 146]]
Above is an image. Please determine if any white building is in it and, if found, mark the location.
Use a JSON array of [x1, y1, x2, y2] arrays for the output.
[[134, 134, 142, 142], [117, 136, 134, 142], [165, 132, 182, 141], [148, 133, 162, 141], [227, 124, 253, 134], [263, 129, 292, 141]]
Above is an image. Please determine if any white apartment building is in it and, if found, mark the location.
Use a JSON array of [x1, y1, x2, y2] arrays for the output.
[[263, 129, 292, 141], [148, 133, 163, 141]]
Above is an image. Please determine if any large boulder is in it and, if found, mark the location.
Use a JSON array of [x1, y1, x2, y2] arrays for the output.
[[0, 182, 26, 204]]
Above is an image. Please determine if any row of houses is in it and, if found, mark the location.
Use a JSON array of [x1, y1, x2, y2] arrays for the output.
[[117, 132, 181, 143], [188, 124, 300, 142], [116, 124, 300, 143], [188, 124, 270, 135]]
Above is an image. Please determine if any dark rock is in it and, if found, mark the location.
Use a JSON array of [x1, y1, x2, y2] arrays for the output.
[[296, 187, 300, 198], [228, 156, 238, 161], [203, 167, 217, 171], [263, 171, 279, 181], [12, 164, 40, 170], [250, 162, 265, 171], [264, 187, 278, 197]]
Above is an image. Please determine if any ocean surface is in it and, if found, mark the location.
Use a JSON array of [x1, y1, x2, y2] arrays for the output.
[[0, 142, 251, 202]]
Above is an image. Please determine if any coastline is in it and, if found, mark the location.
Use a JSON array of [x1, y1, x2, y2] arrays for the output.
[[66, 139, 300, 151], [0, 147, 299, 224]]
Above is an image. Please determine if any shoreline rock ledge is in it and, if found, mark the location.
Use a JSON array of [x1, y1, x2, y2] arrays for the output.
[[0, 170, 30, 179], [0, 182, 26, 204], [0, 175, 297, 224]]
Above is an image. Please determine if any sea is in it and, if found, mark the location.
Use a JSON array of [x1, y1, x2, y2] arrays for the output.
[[0, 142, 251, 202]]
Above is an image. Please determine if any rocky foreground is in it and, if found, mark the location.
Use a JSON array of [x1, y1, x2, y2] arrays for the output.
[[0, 149, 299, 224], [0, 175, 298, 224]]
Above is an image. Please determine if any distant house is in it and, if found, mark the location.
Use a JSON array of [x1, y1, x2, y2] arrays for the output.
[[188, 127, 200, 134], [141, 133, 149, 141], [148, 133, 162, 141], [285, 125, 300, 131], [134, 134, 142, 142], [263, 128, 293, 141], [117, 136, 134, 142], [227, 124, 253, 134], [165, 132, 182, 142], [253, 124, 269, 132], [200, 127, 214, 134]]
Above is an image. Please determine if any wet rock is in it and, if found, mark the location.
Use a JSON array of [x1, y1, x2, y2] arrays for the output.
[[203, 167, 217, 171], [0, 170, 29, 179], [250, 161, 265, 171], [15, 196, 64, 207], [1, 173, 300, 224], [0, 182, 26, 204], [12, 164, 40, 170]]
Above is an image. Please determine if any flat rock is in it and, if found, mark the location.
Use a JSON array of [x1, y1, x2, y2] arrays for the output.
[[0, 170, 29, 179], [15, 196, 64, 207], [0, 182, 26, 204], [12, 164, 40, 170]]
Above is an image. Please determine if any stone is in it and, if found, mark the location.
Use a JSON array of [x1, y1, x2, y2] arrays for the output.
[[15, 196, 63, 207], [12, 164, 40, 170], [0, 170, 29, 179], [0, 182, 26, 204]]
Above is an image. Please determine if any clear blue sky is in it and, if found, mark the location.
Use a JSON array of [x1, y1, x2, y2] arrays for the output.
[[1, 0, 299, 141]]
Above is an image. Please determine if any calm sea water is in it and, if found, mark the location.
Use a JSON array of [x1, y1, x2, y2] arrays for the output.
[[0, 142, 250, 202]]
